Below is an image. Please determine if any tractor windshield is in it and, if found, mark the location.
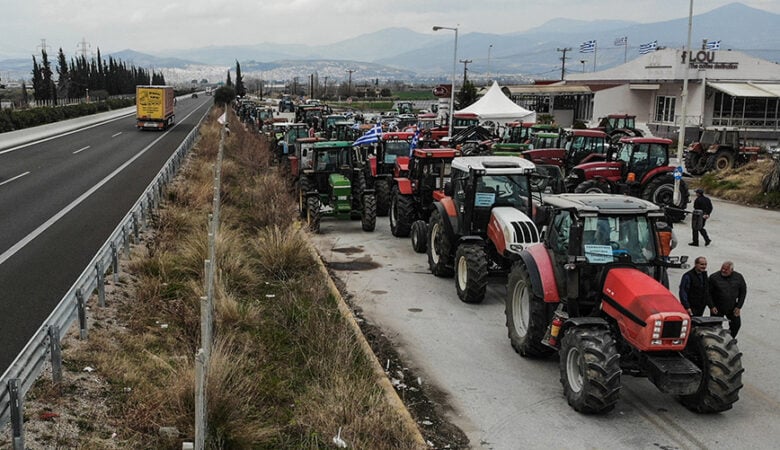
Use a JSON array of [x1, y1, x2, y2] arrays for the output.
[[384, 141, 411, 164], [567, 135, 608, 163], [582, 215, 656, 264], [474, 174, 531, 212], [314, 148, 348, 172]]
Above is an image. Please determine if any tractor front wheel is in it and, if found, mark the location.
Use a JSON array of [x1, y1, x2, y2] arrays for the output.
[[455, 244, 488, 303], [506, 263, 555, 357], [642, 174, 689, 223], [297, 178, 311, 219], [411, 220, 427, 253], [361, 194, 377, 231], [375, 179, 391, 217], [574, 179, 611, 194], [427, 209, 454, 277], [678, 326, 743, 413], [684, 152, 708, 176], [390, 188, 413, 237], [559, 327, 621, 414]]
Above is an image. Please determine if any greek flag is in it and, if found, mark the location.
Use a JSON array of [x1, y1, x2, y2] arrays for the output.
[[408, 129, 421, 156], [705, 40, 721, 50], [352, 123, 383, 146], [639, 40, 657, 54], [579, 40, 596, 53], [614, 36, 627, 46]]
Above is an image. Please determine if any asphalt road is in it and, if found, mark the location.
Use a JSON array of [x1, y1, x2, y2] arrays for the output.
[[310, 195, 780, 449], [0, 96, 213, 376]]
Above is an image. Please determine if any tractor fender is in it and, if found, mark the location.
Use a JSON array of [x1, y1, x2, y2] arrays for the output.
[[458, 235, 484, 246], [640, 166, 674, 185], [691, 316, 726, 327], [562, 316, 610, 331], [396, 178, 413, 195], [432, 200, 457, 238], [519, 244, 560, 303]]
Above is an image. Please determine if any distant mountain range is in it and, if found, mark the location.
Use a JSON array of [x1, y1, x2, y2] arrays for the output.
[[2, 2, 779, 85]]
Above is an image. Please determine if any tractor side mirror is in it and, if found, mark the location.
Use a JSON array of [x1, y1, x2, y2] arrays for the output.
[[444, 181, 453, 197]]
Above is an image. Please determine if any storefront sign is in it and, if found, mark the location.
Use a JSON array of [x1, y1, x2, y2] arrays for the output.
[[681, 50, 739, 69]]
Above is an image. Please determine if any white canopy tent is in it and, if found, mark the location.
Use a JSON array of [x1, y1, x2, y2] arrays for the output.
[[454, 81, 536, 124]]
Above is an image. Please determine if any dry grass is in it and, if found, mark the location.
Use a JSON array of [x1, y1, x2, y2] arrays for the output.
[[13, 108, 425, 449], [698, 159, 780, 208]]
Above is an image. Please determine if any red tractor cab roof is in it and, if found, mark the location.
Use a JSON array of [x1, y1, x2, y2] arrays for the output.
[[382, 131, 415, 141], [618, 136, 672, 145], [411, 148, 461, 159], [453, 112, 479, 119], [569, 129, 608, 138]]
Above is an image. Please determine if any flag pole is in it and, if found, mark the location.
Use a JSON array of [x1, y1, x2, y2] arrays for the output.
[[624, 38, 628, 63], [593, 41, 597, 72]]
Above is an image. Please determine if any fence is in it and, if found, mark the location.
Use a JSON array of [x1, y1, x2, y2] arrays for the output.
[[0, 109, 209, 449]]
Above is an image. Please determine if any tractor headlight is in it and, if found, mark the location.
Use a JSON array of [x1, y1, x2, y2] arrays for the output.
[[651, 339, 662, 345], [653, 320, 662, 339]]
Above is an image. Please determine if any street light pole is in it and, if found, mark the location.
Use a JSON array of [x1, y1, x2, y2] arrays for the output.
[[487, 44, 493, 82], [674, 0, 694, 206], [433, 25, 458, 139]]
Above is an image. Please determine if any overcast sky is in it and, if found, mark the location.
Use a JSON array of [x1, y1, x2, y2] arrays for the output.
[[1, 0, 779, 59]]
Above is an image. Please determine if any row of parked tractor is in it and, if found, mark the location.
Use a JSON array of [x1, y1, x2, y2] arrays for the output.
[[257, 111, 743, 415]]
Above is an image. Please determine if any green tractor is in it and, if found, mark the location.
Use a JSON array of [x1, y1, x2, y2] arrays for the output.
[[297, 141, 377, 233]]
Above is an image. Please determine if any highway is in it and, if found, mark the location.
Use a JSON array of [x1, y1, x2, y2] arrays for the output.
[[311, 196, 780, 449], [0, 95, 213, 376]]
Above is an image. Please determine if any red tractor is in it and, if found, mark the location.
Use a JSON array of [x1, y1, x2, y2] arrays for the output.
[[684, 127, 761, 175], [357, 131, 415, 216], [522, 129, 610, 173], [564, 137, 689, 222], [505, 193, 743, 414], [426, 156, 541, 304], [389, 147, 461, 253]]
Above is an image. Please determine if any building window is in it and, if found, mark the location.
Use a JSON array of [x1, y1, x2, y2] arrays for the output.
[[655, 96, 676, 123]]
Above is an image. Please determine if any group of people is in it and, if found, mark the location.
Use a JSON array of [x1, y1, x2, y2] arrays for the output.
[[678, 188, 747, 338]]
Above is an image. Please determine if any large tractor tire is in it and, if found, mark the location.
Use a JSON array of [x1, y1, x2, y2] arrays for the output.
[[361, 194, 377, 232], [390, 188, 413, 237], [684, 152, 708, 176], [352, 171, 367, 219], [642, 174, 689, 223], [506, 263, 555, 358], [574, 180, 612, 194], [306, 196, 321, 233], [411, 220, 427, 254], [297, 178, 311, 219], [427, 209, 454, 277], [375, 179, 391, 217], [559, 327, 621, 414], [455, 244, 489, 304], [678, 326, 743, 413], [706, 150, 736, 172]]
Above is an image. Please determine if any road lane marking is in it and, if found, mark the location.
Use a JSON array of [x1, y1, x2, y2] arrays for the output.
[[0, 171, 30, 187], [112, 132, 122, 138], [0, 104, 208, 266], [73, 146, 91, 154]]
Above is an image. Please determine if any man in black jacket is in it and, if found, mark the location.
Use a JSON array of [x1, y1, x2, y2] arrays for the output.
[[709, 261, 747, 338], [679, 256, 711, 316], [689, 188, 713, 246]]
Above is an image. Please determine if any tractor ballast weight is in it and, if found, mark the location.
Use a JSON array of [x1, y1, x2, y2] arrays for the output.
[[505, 193, 743, 414]]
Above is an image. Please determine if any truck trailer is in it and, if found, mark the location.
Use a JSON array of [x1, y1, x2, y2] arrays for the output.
[[136, 85, 175, 130]]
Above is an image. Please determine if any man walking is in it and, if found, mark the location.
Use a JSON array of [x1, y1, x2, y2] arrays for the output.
[[689, 188, 713, 246], [709, 261, 747, 338], [679, 256, 711, 316]]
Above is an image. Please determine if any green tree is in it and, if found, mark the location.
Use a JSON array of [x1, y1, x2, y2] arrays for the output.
[[235, 60, 245, 97], [456, 79, 478, 110], [214, 85, 236, 106], [56, 47, 70, 99], [31, 56, 43, 101], [226, 70, 233, 87]]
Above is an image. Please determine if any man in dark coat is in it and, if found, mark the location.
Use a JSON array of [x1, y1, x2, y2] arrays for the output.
[[689, 188, 713, 246], [679, 256, 711, 316], [709, 261, 747, 338]]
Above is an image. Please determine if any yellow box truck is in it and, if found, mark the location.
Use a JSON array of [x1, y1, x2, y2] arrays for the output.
[[136, 85, 175, 130]]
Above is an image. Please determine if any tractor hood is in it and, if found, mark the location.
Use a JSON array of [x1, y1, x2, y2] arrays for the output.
[[522, 148, 565, 167], [601, 268, 689, 352], [487, 207, 540, 256]]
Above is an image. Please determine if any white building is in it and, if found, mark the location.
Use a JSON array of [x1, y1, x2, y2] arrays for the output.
[[509, 48, 780, 146]]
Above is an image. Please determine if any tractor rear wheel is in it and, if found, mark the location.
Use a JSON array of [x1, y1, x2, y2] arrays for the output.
[[427, 209, 454, 277], [642, 174, 689, 223], [411, 220, 427, 253], [390, 187, 413, 237], [559, 327, 621, 414], [678, 327, 743, 413], [306, 195, 321, 233], [455, 244, 489, 303], [684, 152, 708, 176], [574, 180, 611, 194], [375, 179, 391, 217], [361, 194, 377, 232], [506, 263, 555, 357], [707, 150, 736, 171]]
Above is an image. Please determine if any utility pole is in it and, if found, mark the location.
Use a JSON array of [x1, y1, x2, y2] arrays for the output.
[[346, 69, 355, 98], [556, 47, 572, 80], [459, 59, 472, 85], [323, 76, 328, 98]]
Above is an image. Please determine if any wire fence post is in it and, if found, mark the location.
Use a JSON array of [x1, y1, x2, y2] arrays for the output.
[[111, 242, 119, 283], [194, 348, 206, 450], [76, 289, 88, 340], [48, 326, 62, 383]]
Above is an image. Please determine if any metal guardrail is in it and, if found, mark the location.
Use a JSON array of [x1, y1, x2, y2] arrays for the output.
[[0, 111, 208, 444]]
